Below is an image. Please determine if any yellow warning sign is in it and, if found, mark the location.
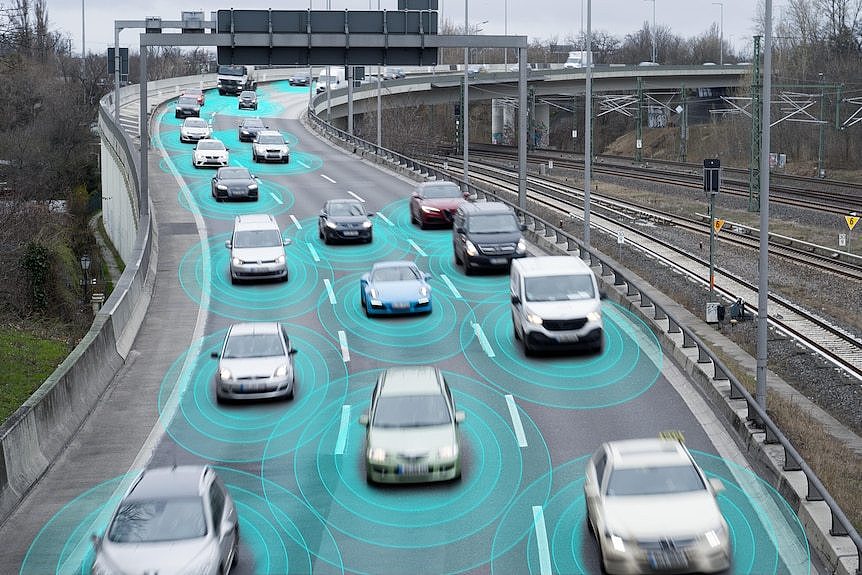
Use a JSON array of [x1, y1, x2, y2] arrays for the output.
[[846, 215, 860, 231], [714, 219, 725, 233]]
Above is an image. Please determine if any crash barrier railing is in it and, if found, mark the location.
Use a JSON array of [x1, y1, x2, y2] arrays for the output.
[[307, 108, 862, 574]]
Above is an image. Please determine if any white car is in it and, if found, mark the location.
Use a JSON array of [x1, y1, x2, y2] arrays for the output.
[[252, 130, 290, 163], [179, 117, 212, 143], [584, 438, 731, 574], [193, 138, 229, 169]]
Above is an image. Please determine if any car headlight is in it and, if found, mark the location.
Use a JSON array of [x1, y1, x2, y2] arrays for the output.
[[219, 368, 233, 381], [419, 286, 429, 297], [361, 220, 372, 229], [232, 257, 243, 266], [526, 313, 543, 325], [368, 447, 387, 463], [437, 444, 458, 459], [274, 364, 288, 378], [516, 238, 527, 253], [248, 184, 258, 191], [216, 184, 228, 191], [605, 531, 627, 553], [276, 255, 285, 265], [91, 557, 119, 575], [465, 240, 478, 257], [241, 129, 250, 134], [183, 545, 221, 575], [421, 205, 441, 213], [369, 288, 379, 300], [704, 527, 725, 548], [326, 221, 338, 229], [587, 311, 602, 322]]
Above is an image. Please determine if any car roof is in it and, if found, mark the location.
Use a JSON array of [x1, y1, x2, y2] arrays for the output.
[[417, 181, 460, 190], [228, 322, 281, 337], [458, 201, 513, 215], [196, 138, 224, 146], [328, 198, 362, 206], [178, 95, 198, 101], [125, 465, 207, 501], [379, 365, 442, 397], [514, 256, 592, 276], [233, 213, 279, 230], [371, 260, 417, 271], [242, 117, 265, 125], [182, 117, 207, 124], [240, 90, 256, 95], [605, 438, 694, 470], [255, 130, 283, 138]]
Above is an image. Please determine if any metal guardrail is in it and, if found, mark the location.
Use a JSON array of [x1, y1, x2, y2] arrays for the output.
[[307, 109, 862, 574]]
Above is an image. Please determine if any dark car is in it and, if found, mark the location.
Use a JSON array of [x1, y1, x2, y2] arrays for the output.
[[410, 181, 470, 229], [238, 117, 268, 142], [452, 201, 527, 274], [238, 90, 258, 110], [174, 95, 201, 118], [211, 166, 259, 202], [318, 199, 374, 244], [288, 72, 311, 86]]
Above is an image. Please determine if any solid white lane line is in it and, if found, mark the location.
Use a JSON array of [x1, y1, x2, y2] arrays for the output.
[[321, 174, 337, 184], [324, 279, 336, 305], [440, 274, 463, 299], [335, 405, 351, 455], [505, 395, 528, 448], [290, 214, 302, 229], [307, 242, 320, 262], [532, 506, 553, 575], [408, 239, 427, 257], [338, 330, 350, 362], [270, 192, 283, 205], [472, 322, 495, 357], [347, 191, 365, 203], [377, 212, 394, 226]]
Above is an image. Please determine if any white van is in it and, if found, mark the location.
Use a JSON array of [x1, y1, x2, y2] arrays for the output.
[[316, 67, 346, 93], [510, 256, 605, 354]]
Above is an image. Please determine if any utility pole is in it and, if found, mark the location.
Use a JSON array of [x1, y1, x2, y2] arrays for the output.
[[818, 72, 826, 178], [712, 2, 723, 65], [463, 0, 469, 183], [636, 77, 644, 164], [678, 84, 687, 162], [584, 0, 592, 250], [748, 36, 762, 212]]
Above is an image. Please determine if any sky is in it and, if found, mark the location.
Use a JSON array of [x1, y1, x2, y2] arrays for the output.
[[45, 0, 761, 57]]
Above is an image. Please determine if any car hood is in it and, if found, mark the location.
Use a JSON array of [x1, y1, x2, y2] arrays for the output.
[[182, 126, 210, 134], [603, 492, 724, 540], [233, 245, 284, 262], [217, 177, 255, 187], [467, 230, 522, 244], [368, 424, 456, 456], [195, 148, 226, 156], [370, 280, 426, 301], [420, 198, 465, 210], [98, 537, 213, 574], [330, 215, 369, 227], [525, 299, 599, 320], [220, 355, 290, 378]]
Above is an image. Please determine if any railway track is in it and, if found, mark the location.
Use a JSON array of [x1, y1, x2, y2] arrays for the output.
[[435, 157, 862, 382]]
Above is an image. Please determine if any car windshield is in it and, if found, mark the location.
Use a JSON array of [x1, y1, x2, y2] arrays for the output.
[[218, 168, 250, 180], [468, 213, 519, 233], [197, 141, 224, 151], [233, 229, 282, 248], [218, 64, 245, 76], [178, 97, 198, 105], [606, 464, 706, 496], [422, 184, 461, 199], [373, 394, 451, 428], [223, 333, 284, 358], [329, 202, 365, 217], [257, 135, 284, 145], [371, 266, 421, 282], [184, 118, 207, 128], [240, 91, 256, 98], [525, 275, 595, 302], [107, 498, 206, 543], [243, 119, 265, 128]]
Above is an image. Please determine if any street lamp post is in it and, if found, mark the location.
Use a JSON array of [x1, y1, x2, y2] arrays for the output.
[[504, 0, 508, 71], [80, 254, 91, 304], [644, 0, 656, 62], [712, 2, 724, 65]]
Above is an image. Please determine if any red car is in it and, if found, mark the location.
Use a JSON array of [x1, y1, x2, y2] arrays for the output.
[[182, 88, 205, 106], [410, 181, 470, 228]]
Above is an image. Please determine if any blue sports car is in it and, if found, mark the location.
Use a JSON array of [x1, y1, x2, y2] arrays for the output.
[[360, 261, 432, 316]]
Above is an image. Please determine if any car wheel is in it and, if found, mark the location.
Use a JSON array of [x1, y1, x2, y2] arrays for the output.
[[410, 210, 418, 225], [285, 387, 294, 401], [419, 218, 428, 230], [454, 250, 463, 265], [523, 339, 535, 357], [252, 154, 258, 163], [230, 275, 238, 285], [323, 231, 331, 245], [512, 315, 521, 340], [365, 233, 373, 244], [464, 262, 473, 276], [231, 527, 240, 567], [318, 227, 324, 240], [281, 272, 289, 283]]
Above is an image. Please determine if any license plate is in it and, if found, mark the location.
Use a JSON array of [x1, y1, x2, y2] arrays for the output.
[[648, 551, 688, 570], [392, 302, 409, 309], [343, 231, 359, 237], [556, 333, 580, 343], [490, 257, 507, 265], [397, 464, 427, 476]]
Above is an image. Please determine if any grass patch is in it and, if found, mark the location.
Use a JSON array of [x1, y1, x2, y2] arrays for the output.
[[0, 326, 72, 423], [96, 213, 125, 275]]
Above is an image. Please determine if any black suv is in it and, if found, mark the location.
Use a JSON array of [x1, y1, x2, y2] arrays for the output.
[[452, 202, 527, 274]]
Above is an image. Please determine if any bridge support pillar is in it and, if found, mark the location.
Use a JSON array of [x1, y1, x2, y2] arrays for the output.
[[491, 99, 516, 145], [534, 102, 550, 148]]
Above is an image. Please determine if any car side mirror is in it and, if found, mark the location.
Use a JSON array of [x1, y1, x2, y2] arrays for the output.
[[288, 348, 297, 355], [225, 147, 230, 151], [320, 209, 326, 216], [367, 212, 375, 217], [90, 533, 103, 549], [454, 226, 465, 234], [358, 413, 369, 426], [709, 478, 725, 494], [511, 294, 521, 305], [519, 223, 527, 231], [423, 272, 432, 280], [211, 351, 219, 358], [411, 192, 420, 198], [224, 240, 232, 249], [282, 238, 292, 246], [219, 517, 236, 536], [455, 410, 466, 423]]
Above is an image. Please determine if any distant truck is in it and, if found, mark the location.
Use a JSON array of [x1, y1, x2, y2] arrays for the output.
[[316, 67, 347, 93], [217, 64, 256, 96], [563, 51, 595, 68]]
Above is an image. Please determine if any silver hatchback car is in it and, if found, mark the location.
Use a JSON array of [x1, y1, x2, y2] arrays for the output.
[[212, 322, 297, 402], [226, 214, 291, 283], [90, 465, 238, 575]]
